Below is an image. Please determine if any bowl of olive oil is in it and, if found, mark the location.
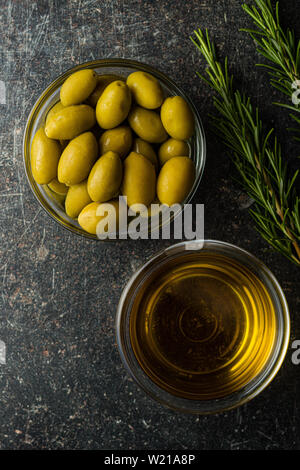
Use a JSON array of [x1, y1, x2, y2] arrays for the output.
[[116, 240, 290, 414]]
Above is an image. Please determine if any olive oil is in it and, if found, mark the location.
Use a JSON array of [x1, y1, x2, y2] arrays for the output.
[[129, 251, 277, 400]]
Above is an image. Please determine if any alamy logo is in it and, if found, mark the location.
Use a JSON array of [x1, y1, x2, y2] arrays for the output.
[[0, 81, 6, 105], [95, 197, 204, 240], [0, 340, 6, 364], [292, 80, 300, 106], [291, 340, 300, 365]]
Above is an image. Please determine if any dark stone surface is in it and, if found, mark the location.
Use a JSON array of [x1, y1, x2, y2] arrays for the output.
[[0, 0, 299, 450]]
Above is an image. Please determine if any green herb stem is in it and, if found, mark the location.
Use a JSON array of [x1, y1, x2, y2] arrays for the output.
[[191, 28, 300, 266], [242, 0, 300, 133]]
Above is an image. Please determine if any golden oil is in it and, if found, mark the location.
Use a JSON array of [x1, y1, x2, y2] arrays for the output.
[[129, 251, 277, 400]]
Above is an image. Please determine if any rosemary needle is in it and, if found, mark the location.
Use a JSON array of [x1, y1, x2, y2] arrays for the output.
[[241, 0, 300, 138], [191, 28, 300, 266]]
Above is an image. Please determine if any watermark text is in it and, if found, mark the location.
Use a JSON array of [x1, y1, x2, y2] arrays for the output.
[[95, 197, 204, 241]]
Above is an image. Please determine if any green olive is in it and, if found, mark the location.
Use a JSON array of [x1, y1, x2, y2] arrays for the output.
[[45, 101, 65, 126], [65, 180, 92, 219], [126, 71, 164, 109], [31, 127, 61, 184], [99, 125, 132, 159], [158, 138, 189, 166], [132, 137, 158, 171], [96, 80, 132, 129], [78, 199, 120, 236], [43, 184, 66, 206], [160, 96, 195, 140], [46, 106, 69, 148], [48, 178, 69, 196], [45, 104, 96, 140], [77, 201, 102, 235], [86, 74, 120, 107], [87, 151, 123, 202], [128, 106, 168, 144], [121, 151, 156, 208], [60, 69, 97, 106], [157, 156, 196, 206], [57, 131, 98, 185]]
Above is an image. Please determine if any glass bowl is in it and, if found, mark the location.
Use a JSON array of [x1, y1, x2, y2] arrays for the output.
[[23, 59, 206, 240], [115, 240, 290, 414]]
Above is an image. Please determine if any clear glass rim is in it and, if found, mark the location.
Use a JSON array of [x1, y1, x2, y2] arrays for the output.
[[115, 239, 291, 415], [23, 58, 206, 241]]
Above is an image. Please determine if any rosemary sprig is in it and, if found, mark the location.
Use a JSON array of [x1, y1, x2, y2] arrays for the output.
[[191, 28, 300, 266], [241, 0, 300, 138]]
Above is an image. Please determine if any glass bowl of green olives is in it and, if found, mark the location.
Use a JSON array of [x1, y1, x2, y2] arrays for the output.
[[23, 59, 206, 240]]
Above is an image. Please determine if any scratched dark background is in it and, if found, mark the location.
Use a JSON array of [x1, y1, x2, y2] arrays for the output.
[[0, 0, 299, 451]]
